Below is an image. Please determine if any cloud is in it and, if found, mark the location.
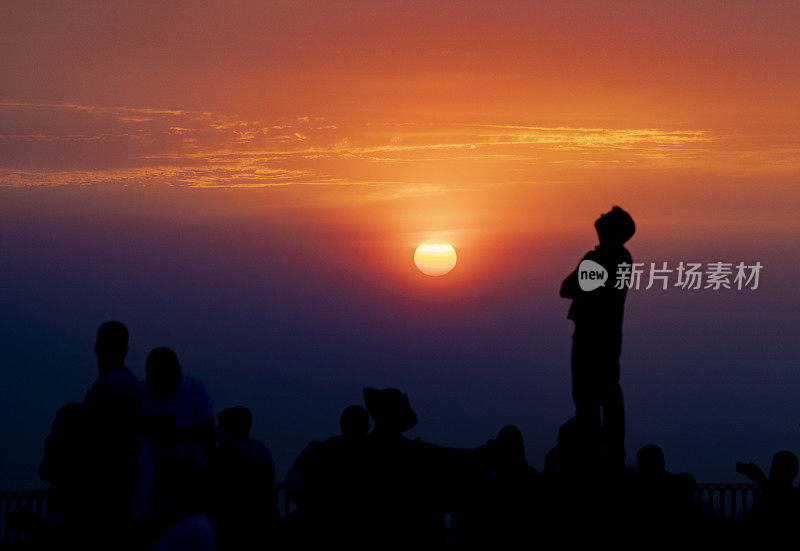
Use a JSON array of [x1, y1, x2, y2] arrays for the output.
[[1, 101, 797, 192]]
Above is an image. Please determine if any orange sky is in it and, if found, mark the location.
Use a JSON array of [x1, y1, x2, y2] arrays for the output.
[[2, 1, 799, 294]]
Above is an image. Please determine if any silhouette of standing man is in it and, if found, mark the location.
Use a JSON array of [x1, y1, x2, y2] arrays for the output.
[[82, 321, 144, 548], [560, 207, 635, 465]]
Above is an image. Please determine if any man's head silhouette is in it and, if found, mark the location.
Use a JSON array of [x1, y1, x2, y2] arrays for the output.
[[145, 347, 182, 399], [217, 406, 253, 442], [636, 444, 666, 477], [495, 424, 527, 468], [769, 450, 799, 485], [94, 321, 128, 373], [340, 405, 370, 438], [595, 206, 635, 246]]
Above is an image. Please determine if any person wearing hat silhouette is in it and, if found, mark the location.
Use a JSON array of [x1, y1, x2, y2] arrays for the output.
[[560, 206, 635, 465], [363, 387, 418, 436], [361, 388, 459, 546]]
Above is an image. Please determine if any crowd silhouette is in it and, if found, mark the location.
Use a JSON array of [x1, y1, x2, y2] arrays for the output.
[[23, 208, 799, 549], [28, 320, 800, 550]]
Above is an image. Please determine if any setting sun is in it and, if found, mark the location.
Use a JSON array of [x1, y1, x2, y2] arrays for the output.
[[414, 241, 457, 277]]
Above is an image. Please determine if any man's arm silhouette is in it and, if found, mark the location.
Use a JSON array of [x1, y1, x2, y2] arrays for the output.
[[736, 461, 768, 486]]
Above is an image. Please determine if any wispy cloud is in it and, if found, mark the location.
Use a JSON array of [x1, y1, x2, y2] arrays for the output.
[[0, 166, 330, 188], [1, 101, 796, 192]]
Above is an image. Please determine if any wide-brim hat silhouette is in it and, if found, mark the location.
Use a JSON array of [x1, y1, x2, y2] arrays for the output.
[[363, 387, 418, 433]]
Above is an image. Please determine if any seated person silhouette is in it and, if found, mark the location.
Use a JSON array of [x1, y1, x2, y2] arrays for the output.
[[541, 417, 615, 549], [560, 206, 635, 464], [140, 347, 214, 464], [543, 417, 602, 481], [459, 425, 539, 548], [361, 388, 432, 545], [289, 405, 371, 546], [628, 444, 697, 541], [150, 458, 216, 551], [360, 388, 481, 547], [39, 402, 93, 546], [208, 406, 277, 551]]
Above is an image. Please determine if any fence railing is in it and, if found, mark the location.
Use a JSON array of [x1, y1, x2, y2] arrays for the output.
[[695, 483, 759, 521], [1, 491, 49, 545], [0, 483, 761, 544]]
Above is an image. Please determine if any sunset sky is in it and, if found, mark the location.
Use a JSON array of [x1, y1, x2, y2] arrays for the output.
[[2, 1, 800, 488]]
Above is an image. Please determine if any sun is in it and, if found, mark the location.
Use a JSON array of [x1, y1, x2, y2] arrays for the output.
[[414, 241, 457, 276]]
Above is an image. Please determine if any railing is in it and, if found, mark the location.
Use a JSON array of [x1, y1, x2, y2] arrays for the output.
[[0, 483, 761, 544], [276, 483, 292, 519], [1, 491, 49, 545], [695, 483, 759, 521]]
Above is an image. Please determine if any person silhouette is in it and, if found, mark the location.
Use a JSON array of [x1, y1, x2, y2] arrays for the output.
[[540, 417, 608, 549], [628, 444, 698, 546], [288, 405, 372, 547], [738, 451, 800, 525], [360, 388, 484, 547], [39, 402, 93, 546], [459, 425, 539, 548], [140, 347, 214, 465], [208, 406, 277, 551], [560, 207, 635, 465], [84, 321, 142, 431], [150, 458, 216, 551], [80, 321, 145, 549]]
